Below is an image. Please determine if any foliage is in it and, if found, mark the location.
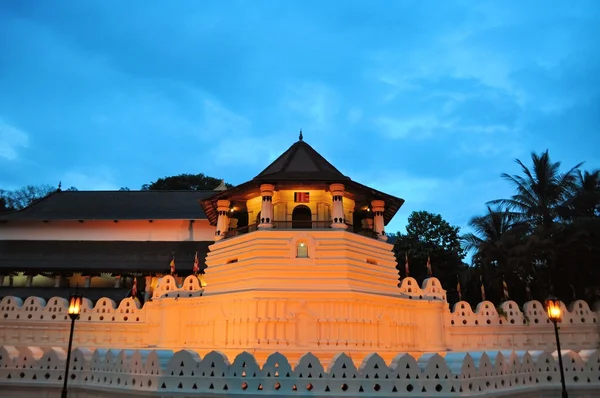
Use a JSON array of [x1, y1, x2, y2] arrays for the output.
[[141, 173, 233, 191], [0, 184, 56, 210], [393, 211, 466, 299], [464, 149, 600, 307]]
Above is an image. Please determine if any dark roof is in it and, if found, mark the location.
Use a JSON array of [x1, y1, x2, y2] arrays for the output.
[[253, 139, 350, 182], [0, 240, 211, 273], [201, 138, 405, 226], [0, 190, 212, 221]]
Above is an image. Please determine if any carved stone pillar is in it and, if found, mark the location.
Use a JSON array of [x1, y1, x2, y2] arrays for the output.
[[330, 183, 348, 229], [214, 199, 231, 241], [83, 275, 91, 288], [25, 274, 33, 287], [54, 275, 62, 288], [371, 200, 387, 241], [114, 275, 122, 288], [258, 184, 275, 229]]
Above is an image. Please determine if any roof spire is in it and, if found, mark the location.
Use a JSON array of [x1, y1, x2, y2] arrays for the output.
[[57, 181, 62, 191], [299, 129, 303, 141]]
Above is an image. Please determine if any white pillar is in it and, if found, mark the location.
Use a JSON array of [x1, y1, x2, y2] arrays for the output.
[[258, 184, 274, 229], [330, 183, 348, 229], [214, 199, 230, 241], [114, 275, 122, 288], [25, 274, 33, 287], [84, 275, 91, 288], [54, 275, 62, 288], [371, 200, 387, 241]]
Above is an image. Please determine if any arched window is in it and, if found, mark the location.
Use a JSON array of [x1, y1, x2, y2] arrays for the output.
[[292, 205, 312, 229], [297, 241, 309, 258]]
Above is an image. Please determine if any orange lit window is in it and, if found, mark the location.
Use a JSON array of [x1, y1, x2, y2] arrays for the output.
[[297, 241, 308, 258]]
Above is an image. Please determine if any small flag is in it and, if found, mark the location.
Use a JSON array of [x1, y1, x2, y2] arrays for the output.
[[170, 251, 176, 275], [502, 276, 510, 301], [405, 252, 410, 277], [525, 277, 533, 300], [131, 278, 138, 297], [294, 192, 310, 203], [193, 251, 199, 276], [480, 275, 486, 301], [426, 256, 432, 278], [456, 274, 462, 301]]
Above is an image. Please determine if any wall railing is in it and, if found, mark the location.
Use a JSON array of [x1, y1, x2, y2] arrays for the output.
[[224, 220, 379, 240]]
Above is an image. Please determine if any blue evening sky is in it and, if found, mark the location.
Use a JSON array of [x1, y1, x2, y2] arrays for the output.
[[1, 1, 599, 237]]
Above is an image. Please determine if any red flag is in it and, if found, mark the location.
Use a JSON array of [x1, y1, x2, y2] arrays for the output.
[[170, 251, 176, 275], [480, 275, 486, 301], [294, 192, 310, 203], [131, 278, 138, 297], [193, 251, 199, 276], [426, 256, 432, 278]]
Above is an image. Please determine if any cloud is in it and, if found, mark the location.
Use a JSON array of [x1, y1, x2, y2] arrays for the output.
[[0, 119, 29, 161]]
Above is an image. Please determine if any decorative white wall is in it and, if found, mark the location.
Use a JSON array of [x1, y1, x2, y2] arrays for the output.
[[0, 345, 599, 397], [1, 276, 598, 365]]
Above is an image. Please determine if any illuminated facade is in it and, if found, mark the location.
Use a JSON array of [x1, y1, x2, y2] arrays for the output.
[[1, 136, 599, 396]]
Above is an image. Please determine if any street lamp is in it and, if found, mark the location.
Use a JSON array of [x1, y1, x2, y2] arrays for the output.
[[546, 296, 568, 398], [61, 292, 83, 398]]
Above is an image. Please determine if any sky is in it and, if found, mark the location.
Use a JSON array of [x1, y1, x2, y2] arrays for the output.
[[1, 0, 599, 236]]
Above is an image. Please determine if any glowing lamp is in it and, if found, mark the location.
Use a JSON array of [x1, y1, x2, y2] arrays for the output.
[[68, 293, 83, 321], [545, 297, 562, 323]]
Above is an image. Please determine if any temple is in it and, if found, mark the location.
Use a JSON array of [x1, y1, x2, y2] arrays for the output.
[[1, 136, 599, 397], [0, 135, 403, 304]]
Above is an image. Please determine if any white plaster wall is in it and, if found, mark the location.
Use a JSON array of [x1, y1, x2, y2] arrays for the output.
[[0, 345, 599, 397], [0, 219, 214, 241]]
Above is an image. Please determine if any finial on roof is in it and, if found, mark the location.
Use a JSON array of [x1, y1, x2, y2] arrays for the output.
[[299, 129, 303, 141], [214, 179, 228, 191], [57, 181, 62, 191]]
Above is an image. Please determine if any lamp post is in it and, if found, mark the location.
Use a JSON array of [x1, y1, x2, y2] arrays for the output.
[[545, 296, 568, 398], [61, 292, 83, 398]]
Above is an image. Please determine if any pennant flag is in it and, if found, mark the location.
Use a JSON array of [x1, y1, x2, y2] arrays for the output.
[[131, 278, 138, 297], [405, 252, 410, 277], [480, 275, 486, 301], [170, 251, 176, 275], [193, 251, 199, 276], [525, 277, 533, 300], [294, 192, 310, 203], [502, 276, 510, 301], [456, 274, 462, 301], [426, 256, 432, 278]]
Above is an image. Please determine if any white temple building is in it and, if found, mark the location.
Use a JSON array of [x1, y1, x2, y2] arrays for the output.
[[1, 135, 599, 397]]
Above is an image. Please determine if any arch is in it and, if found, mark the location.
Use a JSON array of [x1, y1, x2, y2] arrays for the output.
[[292, 205, 312, 229]]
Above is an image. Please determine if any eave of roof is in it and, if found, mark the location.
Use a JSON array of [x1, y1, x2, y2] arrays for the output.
[[0, 240, 212, 273]]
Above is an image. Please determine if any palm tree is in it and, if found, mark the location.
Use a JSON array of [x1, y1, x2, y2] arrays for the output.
[[489, 150, 582, 228], [566, 170, 600, 218]]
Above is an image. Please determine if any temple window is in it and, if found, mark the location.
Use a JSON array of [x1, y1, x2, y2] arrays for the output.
[[297, 241, 309, 258]]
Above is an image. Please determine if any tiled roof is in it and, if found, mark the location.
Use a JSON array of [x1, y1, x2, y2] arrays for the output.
[[0, 240, 211, 273], [0, 190, 212, 221], [253, 139, 350, 182]]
